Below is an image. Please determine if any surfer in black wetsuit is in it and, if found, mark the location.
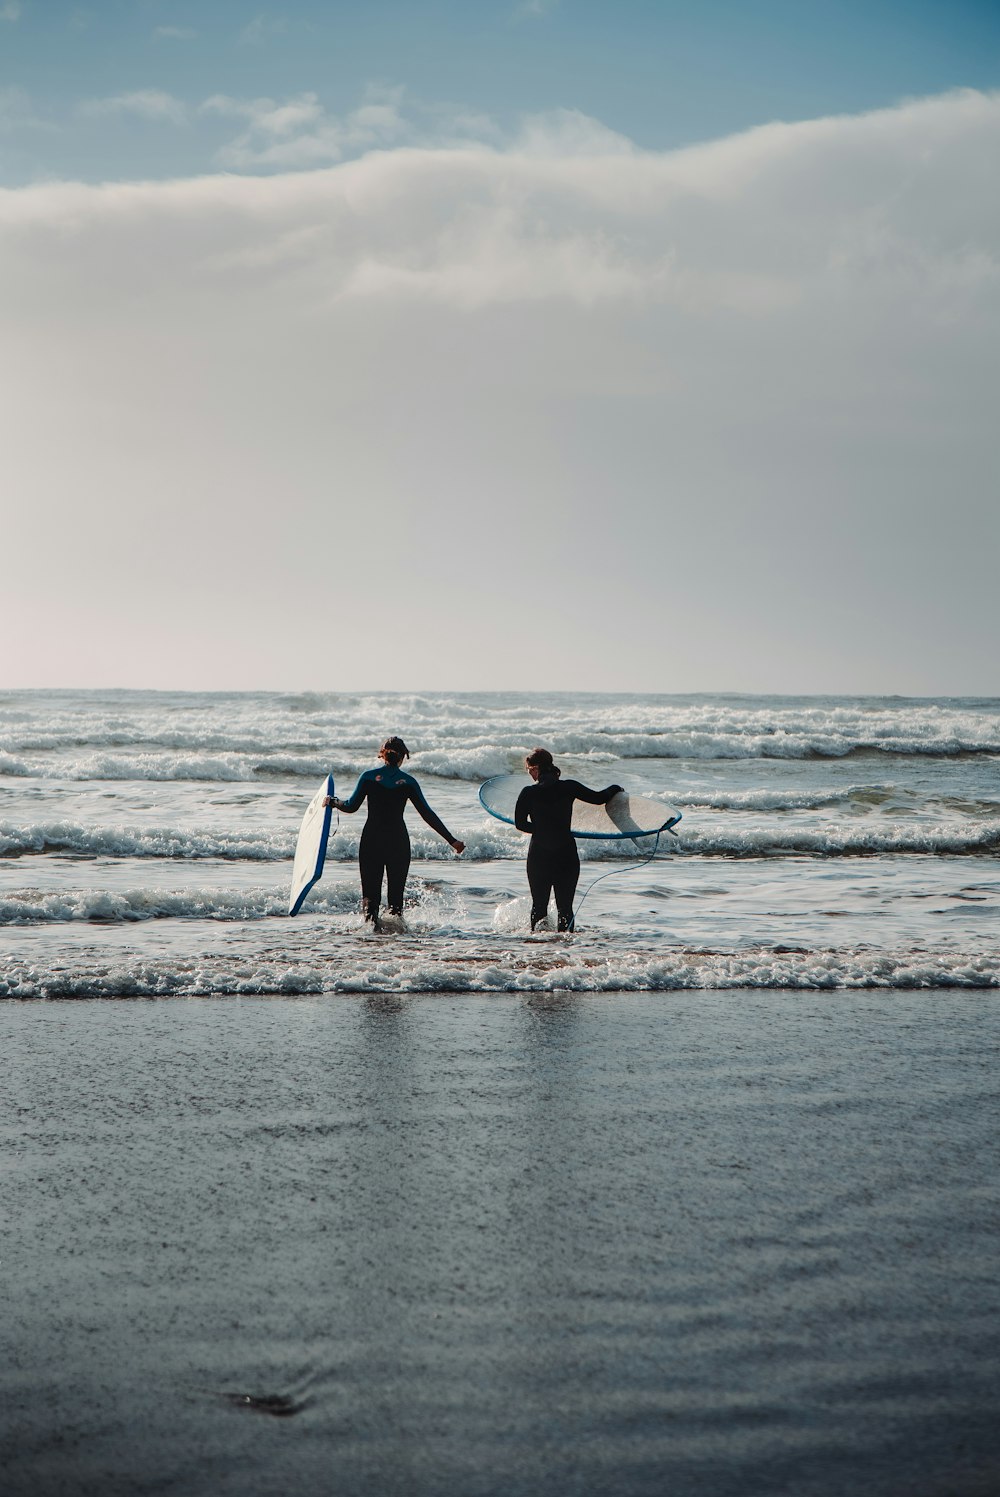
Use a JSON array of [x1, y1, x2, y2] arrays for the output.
[[325, 737, 464, 928], [514, 748, 622, 932]]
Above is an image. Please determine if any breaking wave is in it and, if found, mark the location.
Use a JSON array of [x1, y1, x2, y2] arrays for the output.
[[2, 945, 997, 997], [0, 821, 294, 861], [2, 817, 996, 863], [0, 884, 360, 925], [2, 694, 999, 781], [680, 823, 1000, 857]]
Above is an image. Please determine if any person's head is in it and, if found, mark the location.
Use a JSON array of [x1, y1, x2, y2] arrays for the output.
[[525, 746, 560, 781], [379, 736, 410, 767]]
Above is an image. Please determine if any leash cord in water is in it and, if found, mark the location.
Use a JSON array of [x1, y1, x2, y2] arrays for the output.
[[571, 829, 666, 928]]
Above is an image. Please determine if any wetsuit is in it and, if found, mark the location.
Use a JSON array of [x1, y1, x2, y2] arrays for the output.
[[339, 765, 456, 922], [514, 774, 622, 931]]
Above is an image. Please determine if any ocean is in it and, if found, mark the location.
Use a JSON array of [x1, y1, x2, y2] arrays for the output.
[[3, 689, 999, 1496], [1, 689, 997, 995]]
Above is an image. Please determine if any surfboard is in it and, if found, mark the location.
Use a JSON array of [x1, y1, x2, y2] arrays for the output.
[[478, 775, 681, 840], [288, 775, 335, 916]]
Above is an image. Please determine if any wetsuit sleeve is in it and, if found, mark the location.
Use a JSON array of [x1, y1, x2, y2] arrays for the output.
[[564, 779, 623, 805], [338, 773, 371, 813], [514, 789, 533, 834], [406, 778, 455, 842]]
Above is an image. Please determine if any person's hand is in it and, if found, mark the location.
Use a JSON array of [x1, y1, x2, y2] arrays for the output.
[[324, 796, 342, 810], [451, 839, 465, 855]]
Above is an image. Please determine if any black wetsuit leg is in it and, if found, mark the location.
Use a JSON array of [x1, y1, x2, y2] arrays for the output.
[[527, 840, 579, 930], [526, 842, 554, 929], [359, 823, 386, 921], [359, 825, 411, 920], [384, 827, 411, 915], [359, 826, 410, 916], [552, 843, 580, 931]]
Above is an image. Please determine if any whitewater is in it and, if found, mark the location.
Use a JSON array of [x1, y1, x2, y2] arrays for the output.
[[1, 688, 996, 997]]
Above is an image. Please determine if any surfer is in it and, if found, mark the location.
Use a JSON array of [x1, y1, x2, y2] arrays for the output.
[[514, 749, 622, 932], [325, 737, 464, 928]]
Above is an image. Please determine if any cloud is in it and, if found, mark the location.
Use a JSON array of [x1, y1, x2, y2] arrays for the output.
[[6, 89, 995, 315], [80, 89, 188, 125], [201, 86, 409, 168], [1, 90, 997, 691], [197, 89, 625, 173], [0, 2, 21, 21], [514, 107, 636, 157], [153, 25, 197, 41], [164, 88, 998, 316], [201, 91, 326, 135]]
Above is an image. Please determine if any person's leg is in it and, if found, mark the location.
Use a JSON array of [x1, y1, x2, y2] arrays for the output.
[[385, 829, 411, 916], [358, 827, 385, 923], [552, 844, 581, 932], [526, 843, 554, 930]]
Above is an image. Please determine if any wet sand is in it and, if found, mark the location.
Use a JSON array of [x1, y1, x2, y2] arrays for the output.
[[3, 990, 999, 1497]]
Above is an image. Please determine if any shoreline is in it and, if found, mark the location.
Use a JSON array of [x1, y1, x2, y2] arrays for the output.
[[3, 946, 999, 997], [4, 990, 999, 1496]]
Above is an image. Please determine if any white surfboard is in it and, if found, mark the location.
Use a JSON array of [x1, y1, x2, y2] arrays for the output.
[[288, 775, 335, 916], [479, 775, 681, 840]]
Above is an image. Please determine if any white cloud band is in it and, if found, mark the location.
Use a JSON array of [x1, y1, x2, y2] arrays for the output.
[[2, 89, 995, 317], [1, 89, 996, 691]]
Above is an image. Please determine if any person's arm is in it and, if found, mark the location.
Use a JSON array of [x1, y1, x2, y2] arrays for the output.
[[327, 772, 369, 813], [407, 779, 465, 853], [564, 779, 624, 806], [514, 788, 534, 834]]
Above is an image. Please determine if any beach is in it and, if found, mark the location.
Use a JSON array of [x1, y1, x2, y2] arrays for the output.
[[2, 689, 999, 1492], [4, 989, 1000, 1497]]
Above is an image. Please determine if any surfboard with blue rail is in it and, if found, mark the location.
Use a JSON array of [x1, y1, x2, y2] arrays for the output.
[[289, 775, 335, 915], [479, 775, 681, 840]]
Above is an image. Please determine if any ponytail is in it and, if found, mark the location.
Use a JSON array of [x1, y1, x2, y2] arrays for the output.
[[380, 736, 410, 767], [525, 747, 560, 778]]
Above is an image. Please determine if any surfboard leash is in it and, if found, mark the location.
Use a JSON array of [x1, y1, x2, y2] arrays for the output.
[[570, 829, 666, 928]]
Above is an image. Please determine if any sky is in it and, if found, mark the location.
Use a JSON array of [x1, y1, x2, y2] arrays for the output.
[[2, 0, 998, 693]]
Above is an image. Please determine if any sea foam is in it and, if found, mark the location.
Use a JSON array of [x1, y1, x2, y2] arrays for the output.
[[2, 945, 997, 997]]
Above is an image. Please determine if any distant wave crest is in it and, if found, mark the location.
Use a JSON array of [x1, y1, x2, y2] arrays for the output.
[[2, 696, 999, 780]]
